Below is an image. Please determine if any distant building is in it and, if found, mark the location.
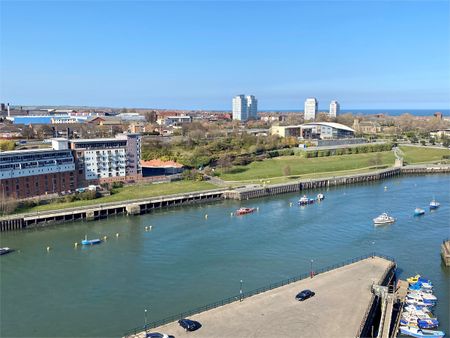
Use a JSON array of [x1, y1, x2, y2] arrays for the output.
[[232, 94, 258, 121], [157, 115, 192, 126], [271, 122, 354, 140], [353, 119, 381, 134], [0, 123, 22, 139], [304, 98, 318, 121], [329, 100, 340, 118], [0, 139, 76, 199], [430, 129, 450, 139], [141, 159, 184, 177], [434, 112, 443, 120]]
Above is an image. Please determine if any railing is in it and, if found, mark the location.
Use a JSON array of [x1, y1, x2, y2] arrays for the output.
[[123, 252, 395, 337]]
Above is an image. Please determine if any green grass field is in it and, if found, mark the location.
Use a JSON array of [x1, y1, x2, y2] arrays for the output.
[[218, 151, 396, 181], [400, 146, 450, 164], [18, 181, 216, 213]]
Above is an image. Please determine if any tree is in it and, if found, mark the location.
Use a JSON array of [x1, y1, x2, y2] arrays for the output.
[[217, 154, 233, 173]]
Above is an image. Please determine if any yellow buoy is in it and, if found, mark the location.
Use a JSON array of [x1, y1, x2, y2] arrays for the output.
[[116, 233, 119, 237], [149, 226, 152, 230], [74, 242, 78, 247], [205, 214, 208, 219], [289, 202, 293, 207], [46, 246, 51, 251], [103, 236, 108, 240]]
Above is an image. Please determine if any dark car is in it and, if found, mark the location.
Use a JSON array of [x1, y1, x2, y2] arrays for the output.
[[295, 289, 315, 301], [178, 319, 202, 332]]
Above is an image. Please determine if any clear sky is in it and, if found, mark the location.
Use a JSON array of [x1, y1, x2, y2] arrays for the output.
[[1, 1, 449, 110]]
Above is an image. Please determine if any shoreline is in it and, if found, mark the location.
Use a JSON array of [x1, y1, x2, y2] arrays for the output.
[[1, 164, 449, 232]]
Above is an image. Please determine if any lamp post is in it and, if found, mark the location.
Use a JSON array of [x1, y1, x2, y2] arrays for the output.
[[240, 280, 243, 302], [310, 259, 314, 278], [144, 308, 148, 335]]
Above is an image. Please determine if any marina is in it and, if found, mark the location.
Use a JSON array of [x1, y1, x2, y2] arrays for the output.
[[0, 174, 449, 337]]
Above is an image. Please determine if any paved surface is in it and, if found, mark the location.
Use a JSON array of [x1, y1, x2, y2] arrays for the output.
[[129, 257, 393, 338]]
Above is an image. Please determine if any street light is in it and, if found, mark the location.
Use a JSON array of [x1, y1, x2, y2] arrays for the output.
[[240, 280, 243, 302], [310, 259, 314, 278], [144, 308, 148, 335]]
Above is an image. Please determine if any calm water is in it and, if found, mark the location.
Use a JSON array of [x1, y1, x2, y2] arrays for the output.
[[1, 175, 449, 337]]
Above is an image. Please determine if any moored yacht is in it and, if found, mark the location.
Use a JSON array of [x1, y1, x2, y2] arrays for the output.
[[373, 213, 395, 225]]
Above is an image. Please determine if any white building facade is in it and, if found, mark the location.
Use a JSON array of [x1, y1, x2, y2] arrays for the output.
[[232, 94, 258, 121], [329, 100, 340, 118], [304, 98, 318, 121]]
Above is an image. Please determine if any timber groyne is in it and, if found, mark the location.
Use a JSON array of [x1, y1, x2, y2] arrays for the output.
[[1, 164, 449, 232]]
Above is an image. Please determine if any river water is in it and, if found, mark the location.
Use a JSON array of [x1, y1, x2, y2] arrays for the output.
[[1, 175, 449, 337]]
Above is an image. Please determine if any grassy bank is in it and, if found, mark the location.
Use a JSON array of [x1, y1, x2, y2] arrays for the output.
[[218, 151, 396, 181], [17, 181, 217, 214], [400, 146, 450, 164]]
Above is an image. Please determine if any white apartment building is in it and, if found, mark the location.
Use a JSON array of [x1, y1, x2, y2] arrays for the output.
[[304, 98, 318, 121], [232, 94, 258, 121], [329, 100, 340, 118], [69, 133, 141, 183]]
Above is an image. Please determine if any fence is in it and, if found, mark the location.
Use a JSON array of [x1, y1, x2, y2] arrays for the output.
[[123, 252, 395, 337]]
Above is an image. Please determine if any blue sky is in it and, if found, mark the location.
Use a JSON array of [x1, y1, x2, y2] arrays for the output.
[[1, 1, 449, 110]]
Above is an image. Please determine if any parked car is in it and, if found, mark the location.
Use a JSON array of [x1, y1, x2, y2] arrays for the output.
[[295, 289, 315, 301], [146, 333, 174, 338], [178, 318, 202, 331]]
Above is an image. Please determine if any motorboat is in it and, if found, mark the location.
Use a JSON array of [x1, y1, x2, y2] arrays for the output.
[[407, 275, 421, 284], [429, 199, 440, 210], [81, 236, 102, 245], [410, 281, 433, 290], [0, 247, 13, 255], [400, 326, 445, 338], [406, 298, 435, 307], [418, 319, 440, 329], [235, 207, 256, 216], [408, 291, 437, 302], [298, 195, 314, 205], [316, 193, 325, 201], [407, 293, 437, 305], [404, 305, 433, 315], [414, 208, 425, 216], [373, 213, 395, 225]]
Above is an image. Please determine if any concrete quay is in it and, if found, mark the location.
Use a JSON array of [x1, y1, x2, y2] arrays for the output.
[[441, 239, 450, 267], [126, 256, 395, 338]]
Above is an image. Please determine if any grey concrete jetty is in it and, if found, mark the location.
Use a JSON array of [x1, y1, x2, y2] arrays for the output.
[[126, 256, 395, 338]]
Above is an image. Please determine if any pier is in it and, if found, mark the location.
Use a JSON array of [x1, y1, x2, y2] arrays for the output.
[[125, 255, 395, 338], [441, 239, 450, 267]]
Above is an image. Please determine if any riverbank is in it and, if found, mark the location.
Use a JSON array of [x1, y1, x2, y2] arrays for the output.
[[1, 164, 449, 232]]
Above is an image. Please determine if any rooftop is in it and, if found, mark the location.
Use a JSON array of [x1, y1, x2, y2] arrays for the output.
[[303, 122, 355, 132]]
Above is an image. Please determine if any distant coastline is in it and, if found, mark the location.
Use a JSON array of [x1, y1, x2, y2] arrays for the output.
[[260, 109, 450, 116]]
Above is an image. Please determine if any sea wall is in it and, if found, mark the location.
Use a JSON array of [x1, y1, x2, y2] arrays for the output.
[[1, 165, 449, 232]]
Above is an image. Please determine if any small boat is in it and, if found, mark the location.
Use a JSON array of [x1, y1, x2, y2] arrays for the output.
[[414, 208, 425, 216], [407, 275, 421, 284], [408, 291, 437, 302], [418, 319, 440, 329], [235, 207, 256, 216], [373, 213, 395, 225], [316, 193, 325, 201], [81, 235, 102, 245], [0, 247, 13, 255], [410, 281, 433, 290], [429, 199, 440, 210], [404, 305, 433, 315], [298, 195, 315, 205], [406, 299, 435, 307], [407, 294, 437, 305], [400, 326, 445, 338]]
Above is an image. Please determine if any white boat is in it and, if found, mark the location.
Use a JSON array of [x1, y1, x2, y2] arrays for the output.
[[408, 291, 437, 302], [373, 213, 395, 225], [429, 199, 440, 210], [404, 305, 433, 315], [0, 247, 13, 255], [399, 326, 445, 338], [406, 298, 435, 307]]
